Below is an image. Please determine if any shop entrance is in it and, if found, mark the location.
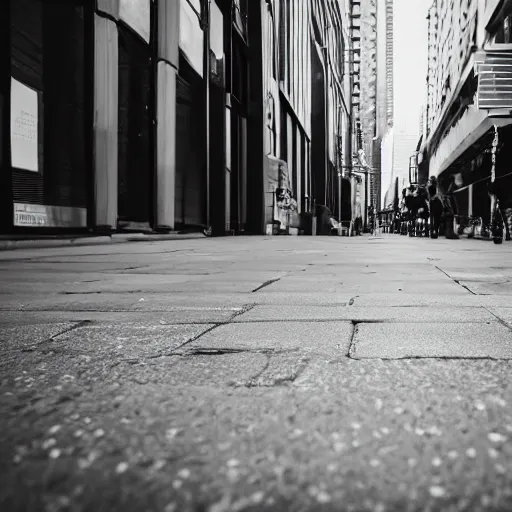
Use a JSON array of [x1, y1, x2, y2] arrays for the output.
[[117, 22, 153, 229], [175, 56, 206, 229], [3, 0, 92, 232]]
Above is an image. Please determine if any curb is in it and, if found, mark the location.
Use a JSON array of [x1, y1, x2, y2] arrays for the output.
[[0, 232, 207, 251]]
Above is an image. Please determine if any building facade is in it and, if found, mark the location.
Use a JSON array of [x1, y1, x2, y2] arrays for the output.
[[356, 0, 377, 224], [0, 0, 354, 236], [420, 0, 512, 235]]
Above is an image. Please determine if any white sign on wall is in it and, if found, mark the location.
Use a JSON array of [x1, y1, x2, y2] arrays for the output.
[[14, 203, 47, 226], [119, 0, 151, 43], [180, 0, 204, 77], [10, 78, 39, 172]]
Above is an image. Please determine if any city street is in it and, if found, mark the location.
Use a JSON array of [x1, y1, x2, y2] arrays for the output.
[[2, 234, 512, 511]]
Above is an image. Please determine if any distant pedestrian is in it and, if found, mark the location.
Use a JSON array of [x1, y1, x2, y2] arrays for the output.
[[442, 175, 459, 239]]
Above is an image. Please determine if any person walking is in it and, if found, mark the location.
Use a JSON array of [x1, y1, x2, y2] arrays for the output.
[[442, 174, 460, 240]]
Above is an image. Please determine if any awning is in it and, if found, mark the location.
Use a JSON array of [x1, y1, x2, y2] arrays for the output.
[[477, 50, 512, 110]]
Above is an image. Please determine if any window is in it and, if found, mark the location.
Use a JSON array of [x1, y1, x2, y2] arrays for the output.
[[493, 13, 512, 43], [234, 0, 248, 39]]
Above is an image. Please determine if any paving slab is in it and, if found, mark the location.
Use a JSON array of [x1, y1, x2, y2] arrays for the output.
[[44, 323, 214, 360], [175, 321, 353, 358], [268, 279, 468, 294], [234, 305, 497, 323], [0, 309, 238, 325], [488, 308, 512, 328], [244, 291, 352, 305], [17, 294, 250, 313], [23, 295, 142, 312], [351, 322, 512, 359], [458, 281, 512, 295], [351, 293, 512, 307], [0, 322, 79, 354]]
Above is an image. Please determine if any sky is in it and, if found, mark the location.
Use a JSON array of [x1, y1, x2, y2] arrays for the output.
[[392, 0, 431, 186]]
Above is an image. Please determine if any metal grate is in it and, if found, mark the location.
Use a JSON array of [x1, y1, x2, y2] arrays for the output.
[[12, 169, 44, 204]]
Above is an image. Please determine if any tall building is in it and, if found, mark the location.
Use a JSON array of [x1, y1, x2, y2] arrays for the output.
[[359, 0, 377, 216], [376, 0, 394, 210], [376, 0, 393, 137], [350, 0, 377, 228]]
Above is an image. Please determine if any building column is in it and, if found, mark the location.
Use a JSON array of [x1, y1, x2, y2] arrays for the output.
[[95, 0, 162, 231], [155, 0, 179, 231], [94, 1, 119, 230]]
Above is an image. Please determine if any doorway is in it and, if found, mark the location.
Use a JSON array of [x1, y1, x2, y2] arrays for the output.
[[117, 21, 153, 229]]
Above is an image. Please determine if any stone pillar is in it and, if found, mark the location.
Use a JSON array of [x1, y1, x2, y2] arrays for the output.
[[94, 0, 119, 230], [155, 0, 180, 231]]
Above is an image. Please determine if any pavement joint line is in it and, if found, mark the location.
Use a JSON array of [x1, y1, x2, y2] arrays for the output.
[[354, 355, 512, 361], [233, 318, 501, 324], [0, 249, 190, 263], [484, 307, 512, 332]]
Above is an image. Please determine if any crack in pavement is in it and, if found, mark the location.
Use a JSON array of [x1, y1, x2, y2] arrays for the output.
[[484, 307, 512, 333], [229, 353, 311, 388], [434, 265, 477, 295], [183, 347, 301, 356], [243, 354, 271, 386], [252, 278, 281, 293], [347, 321, 358, 358], [228, 303, 257, 321], [19, 320, 92, 353]]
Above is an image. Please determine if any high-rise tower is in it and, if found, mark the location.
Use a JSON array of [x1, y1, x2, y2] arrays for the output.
[[375, 0, 394, 209]]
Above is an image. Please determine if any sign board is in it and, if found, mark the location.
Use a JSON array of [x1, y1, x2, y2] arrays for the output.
[[13, 203, 87, 228], [180, 0, 203, 77], [14, 203, 47, 226], [10, 78, 39, 172], [119, 0, 151, 43], [477, 51, 512, 110]]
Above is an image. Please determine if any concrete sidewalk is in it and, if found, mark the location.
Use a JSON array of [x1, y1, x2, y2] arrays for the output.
[[0, 231, 207, 251], [2, 235, 512, 511]]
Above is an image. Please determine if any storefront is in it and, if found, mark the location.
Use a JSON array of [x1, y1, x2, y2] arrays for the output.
[[1, 0, 93, 232], [117, 0, 155, 230], [175, 0, 207, 231], [437, 124, 512, 233]]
